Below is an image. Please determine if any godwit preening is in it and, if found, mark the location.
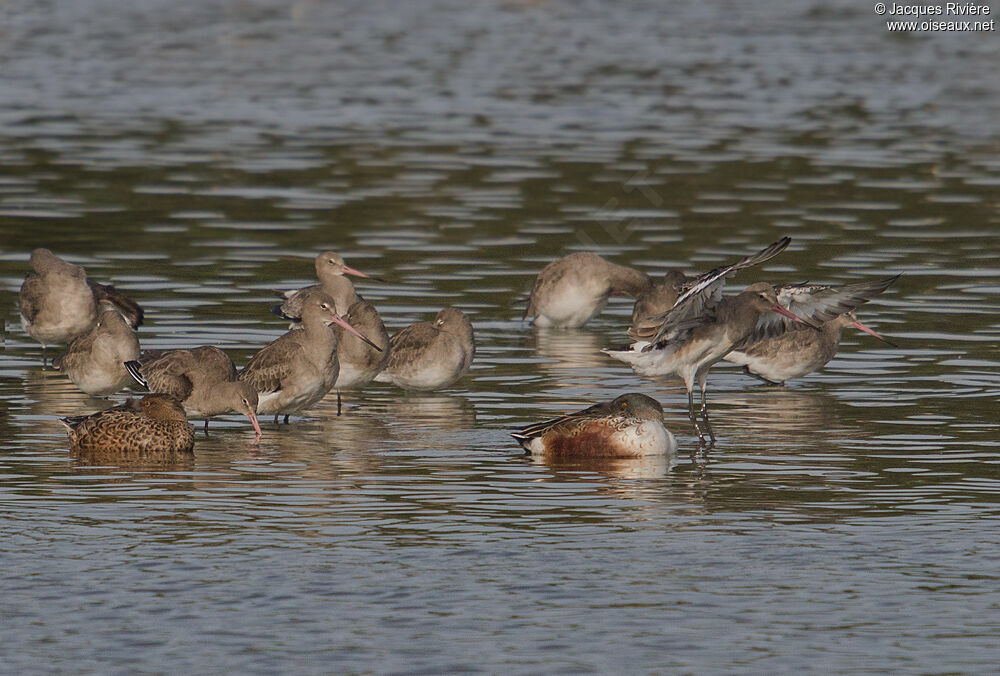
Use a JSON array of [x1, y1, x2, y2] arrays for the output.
[[60, 394, 195, 455], [607, 239, 897, 446], [18, 248, 143, 358], [124, 346, 262, 439], [375, 307, 474, 391], [524, 252, 651, 328], [54, 303, 141, 397], [511, 393, 676, 458]]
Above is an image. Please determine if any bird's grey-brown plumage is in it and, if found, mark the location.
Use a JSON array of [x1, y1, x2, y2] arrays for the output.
[[54, 304, 140, 396], [18, 248, 143, 349], [333, 299, 390, 390], [629, 270, 687, 340], [242, 292, 366, 420], [274, 251, 379, 320], [61, 394, 195, 454], [525, 252, 651, 328], [725, 277, 900, 383], [125, 346, 261, 435], [376, 307, 474, 390]]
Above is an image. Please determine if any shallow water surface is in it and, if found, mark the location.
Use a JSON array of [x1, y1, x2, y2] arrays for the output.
[[2, 0, 1000, 672]]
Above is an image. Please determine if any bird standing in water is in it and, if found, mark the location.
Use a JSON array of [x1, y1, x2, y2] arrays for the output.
[[375, 307, 475, 391], [330, 298, 391, 414], [241, 292, 382, 424], [18, 248, 143, 360], [606, 238, 803, 445], [54, 302, 140, 397], [524, 252, 651, 328], [124, 345, 262, 439]]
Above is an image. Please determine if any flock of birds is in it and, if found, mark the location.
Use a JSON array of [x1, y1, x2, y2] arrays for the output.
[[15, 237, 898, 459]]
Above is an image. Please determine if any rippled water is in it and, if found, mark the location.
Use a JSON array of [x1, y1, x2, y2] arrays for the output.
[[3, 0, 1000, 672]]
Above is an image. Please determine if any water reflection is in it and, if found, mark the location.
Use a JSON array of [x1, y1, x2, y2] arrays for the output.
[[710, 388, 845, 449], [2, 0, 1000, 670], [532, 328, 608, 374], [71, 451, 196, 472], [529, 451, 675, 480]]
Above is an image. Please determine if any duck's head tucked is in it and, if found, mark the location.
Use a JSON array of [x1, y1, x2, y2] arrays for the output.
[[608, 393, 663, 422], [140, 394, 189, 423]]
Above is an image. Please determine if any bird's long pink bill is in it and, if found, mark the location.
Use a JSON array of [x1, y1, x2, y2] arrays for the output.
[[330, 314, 384, 351], [247, 411, 263, 440], [852, 320, 898, 347], [770, 304, 821, 330], [341, 265, 387, 283]]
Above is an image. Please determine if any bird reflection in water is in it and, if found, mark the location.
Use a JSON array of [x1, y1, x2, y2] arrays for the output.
[[528, 451, 675, 480]]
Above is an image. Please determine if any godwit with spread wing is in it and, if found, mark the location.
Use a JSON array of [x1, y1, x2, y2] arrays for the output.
[[725, 278, 900, 384]]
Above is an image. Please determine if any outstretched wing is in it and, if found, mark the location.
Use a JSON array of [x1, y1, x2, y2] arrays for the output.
[[637, 237, 792, 346], [779, 276, 900, 325], [736, 275, 900, 349]]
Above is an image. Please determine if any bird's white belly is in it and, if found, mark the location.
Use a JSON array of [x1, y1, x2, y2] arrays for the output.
[[604, 342, 677, 377], [609, 420, 676, 456], [390, 354, 464, 390], [533, 279, 608, 328], [334, 361, 374, 390], [72, 368, 129, 397], [256, 372, 327, 415]]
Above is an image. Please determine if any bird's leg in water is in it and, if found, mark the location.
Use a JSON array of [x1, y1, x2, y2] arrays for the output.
[[687, 390, 708, 446], [698, 375, 716, 447]]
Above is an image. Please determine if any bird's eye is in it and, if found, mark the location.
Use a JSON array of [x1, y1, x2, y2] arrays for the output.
[[321, 303, 330, 310], [621, 401, 628, 407], [327, 259, 335, 264]]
